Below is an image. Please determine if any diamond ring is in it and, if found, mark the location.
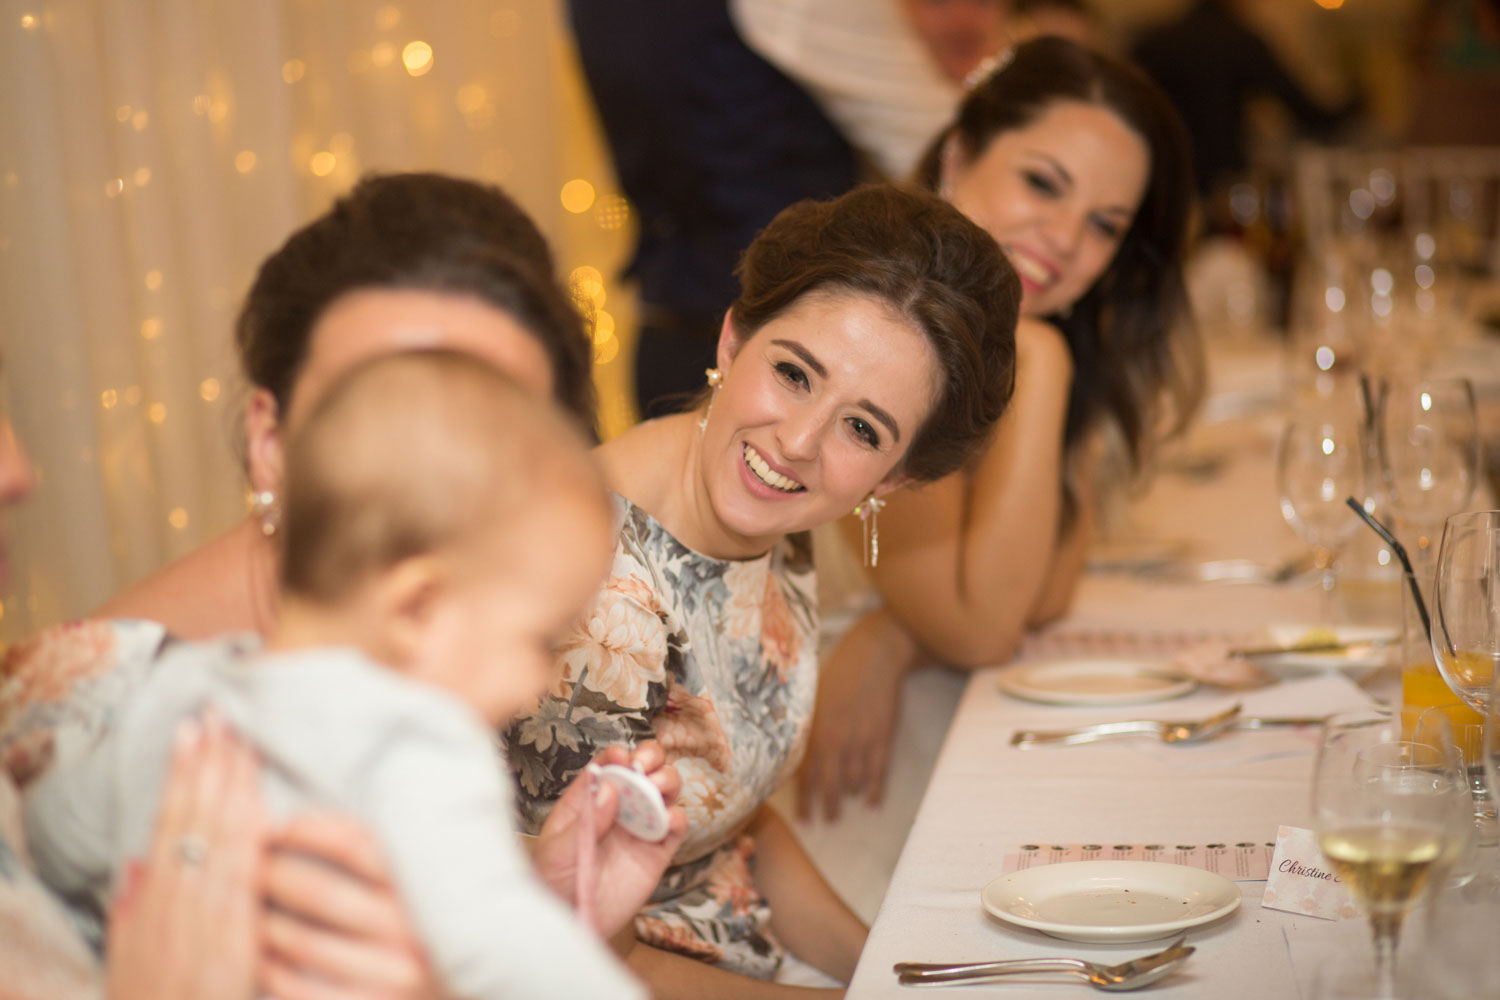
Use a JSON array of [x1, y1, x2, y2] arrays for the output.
[[176, 833, 209, 865]]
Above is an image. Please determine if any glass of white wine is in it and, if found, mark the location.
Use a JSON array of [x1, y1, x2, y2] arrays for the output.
[[1430, 510, 1500, 716], [1313, 711, 1470, 998]]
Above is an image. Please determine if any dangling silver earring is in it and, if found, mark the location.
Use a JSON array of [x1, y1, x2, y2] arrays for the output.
[[852, 494, 886, 567], [249, 489, 280, 537], [697, 367, 723, 434]]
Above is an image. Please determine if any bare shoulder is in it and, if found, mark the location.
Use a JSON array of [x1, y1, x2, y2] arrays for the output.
[[1016, 317, 1074, 380], [593, 415, 693, 509], [94, 522, 260, 638]]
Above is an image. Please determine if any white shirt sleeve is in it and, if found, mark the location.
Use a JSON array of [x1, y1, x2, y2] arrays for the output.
[[358, 713, 646, 1000], [730, 0, 960, 179]]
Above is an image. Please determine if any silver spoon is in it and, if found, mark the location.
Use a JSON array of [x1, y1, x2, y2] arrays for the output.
[[894, 935, 1193, 990], [1010, 703, 1243, 748]]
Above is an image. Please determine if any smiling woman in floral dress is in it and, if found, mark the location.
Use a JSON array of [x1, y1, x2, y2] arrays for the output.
[[506, 184, 1020, 998]]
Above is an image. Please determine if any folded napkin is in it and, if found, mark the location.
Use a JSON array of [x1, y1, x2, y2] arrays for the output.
[[1172, 640, 1274, 688], [1020, 624, 1255, 662]]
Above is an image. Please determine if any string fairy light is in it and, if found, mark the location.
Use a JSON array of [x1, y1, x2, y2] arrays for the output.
[[402, 40, 433, 76], [560, 179, 595, 214]]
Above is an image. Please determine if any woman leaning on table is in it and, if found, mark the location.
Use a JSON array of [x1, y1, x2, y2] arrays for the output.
[[505, 184, 1021, 998], [0, 172, 682, 998], [798, 37, 1205, 819]]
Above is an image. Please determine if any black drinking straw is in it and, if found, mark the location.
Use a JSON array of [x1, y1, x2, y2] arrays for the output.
[[1344, 496, 1431, 640]]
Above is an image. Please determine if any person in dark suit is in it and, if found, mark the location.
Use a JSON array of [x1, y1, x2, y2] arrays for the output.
[[1132, 0, 1360, 196], [567, 1, 859, 419]]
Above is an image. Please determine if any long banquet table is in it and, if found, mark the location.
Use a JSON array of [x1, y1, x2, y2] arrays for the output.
[[846, 369, 1410, 997]]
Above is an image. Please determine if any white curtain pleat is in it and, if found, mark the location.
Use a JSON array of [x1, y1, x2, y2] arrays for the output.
[[0, 0, 635, 643]]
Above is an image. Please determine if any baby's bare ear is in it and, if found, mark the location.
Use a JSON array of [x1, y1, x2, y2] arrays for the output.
[[375, 557, 448, 667]]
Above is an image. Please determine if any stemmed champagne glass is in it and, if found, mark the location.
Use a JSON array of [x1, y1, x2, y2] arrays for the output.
[[1377, 378, 1480, 570], [1429, 511, 1500, 716], [1313, 710, 1471, 998], [1278, 409, 1366, 606]]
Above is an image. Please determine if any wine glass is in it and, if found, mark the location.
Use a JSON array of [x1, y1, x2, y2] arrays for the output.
[[1429, 510, 1500, 716], [1313, 710, 1471, 998], [1377, 378, 1480, 569], [1278, 409, 1366, 604]]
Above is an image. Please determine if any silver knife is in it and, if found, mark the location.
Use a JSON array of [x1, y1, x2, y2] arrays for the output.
[[1011, 715, 1329, 747]]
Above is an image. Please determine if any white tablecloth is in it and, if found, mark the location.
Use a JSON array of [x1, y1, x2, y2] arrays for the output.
[[847, 387, 1409, 997]]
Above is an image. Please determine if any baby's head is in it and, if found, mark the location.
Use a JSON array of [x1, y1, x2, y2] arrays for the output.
[[278, 350, 613, 723]]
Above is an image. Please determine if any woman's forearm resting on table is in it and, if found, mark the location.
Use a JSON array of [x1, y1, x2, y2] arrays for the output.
[[862, 320, 1077, 667], [796, 607, 921, 818]]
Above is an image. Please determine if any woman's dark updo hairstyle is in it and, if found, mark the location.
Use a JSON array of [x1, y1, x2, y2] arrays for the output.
[[730, 184, 1020, 484], [916, 37, 1202, 480], [236, 172, 596, 430]]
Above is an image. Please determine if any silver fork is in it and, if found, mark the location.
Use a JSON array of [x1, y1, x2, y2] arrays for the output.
[[1010, 703, 1243, 748], [895, 935, 1194, 990]]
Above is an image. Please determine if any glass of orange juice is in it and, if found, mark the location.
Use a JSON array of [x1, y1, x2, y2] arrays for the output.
[[1400, 566, 1495, 847], [1400, 570, 1477, 733], [1417, 703, 1497, 848]]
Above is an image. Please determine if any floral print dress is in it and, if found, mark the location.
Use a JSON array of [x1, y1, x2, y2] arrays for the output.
[[506, 494, 818, 979]]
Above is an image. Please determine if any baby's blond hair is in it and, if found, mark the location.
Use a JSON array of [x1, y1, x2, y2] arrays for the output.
[[279, 350, 604, 603]]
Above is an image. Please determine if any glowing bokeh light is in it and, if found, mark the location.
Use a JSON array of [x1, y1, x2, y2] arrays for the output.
[[560, 179, 596, 214], [402, 40, 433, 76], [594, 310, 616, 344]]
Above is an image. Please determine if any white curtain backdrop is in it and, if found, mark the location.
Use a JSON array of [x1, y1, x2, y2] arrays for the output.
[[0, 0, 636, 643]]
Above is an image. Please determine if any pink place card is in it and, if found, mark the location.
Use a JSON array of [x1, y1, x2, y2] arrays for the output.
[[1260, 825, 1358, 921], [1001, 840, 1273, 880]]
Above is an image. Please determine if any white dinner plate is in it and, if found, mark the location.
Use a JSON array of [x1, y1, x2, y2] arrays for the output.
[[1086, 537, 1190, 573], [997, 658, 1195, 706], [1252, 624, 1397, 679], [981, 861, 1241, 943]]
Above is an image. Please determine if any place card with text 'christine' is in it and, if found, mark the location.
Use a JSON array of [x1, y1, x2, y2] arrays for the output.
[[1260, 825, 1357, 920]]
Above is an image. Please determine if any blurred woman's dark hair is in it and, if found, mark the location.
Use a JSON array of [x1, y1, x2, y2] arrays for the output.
[[236, 172, 596, 431], [916, 37, 1202, 487]]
